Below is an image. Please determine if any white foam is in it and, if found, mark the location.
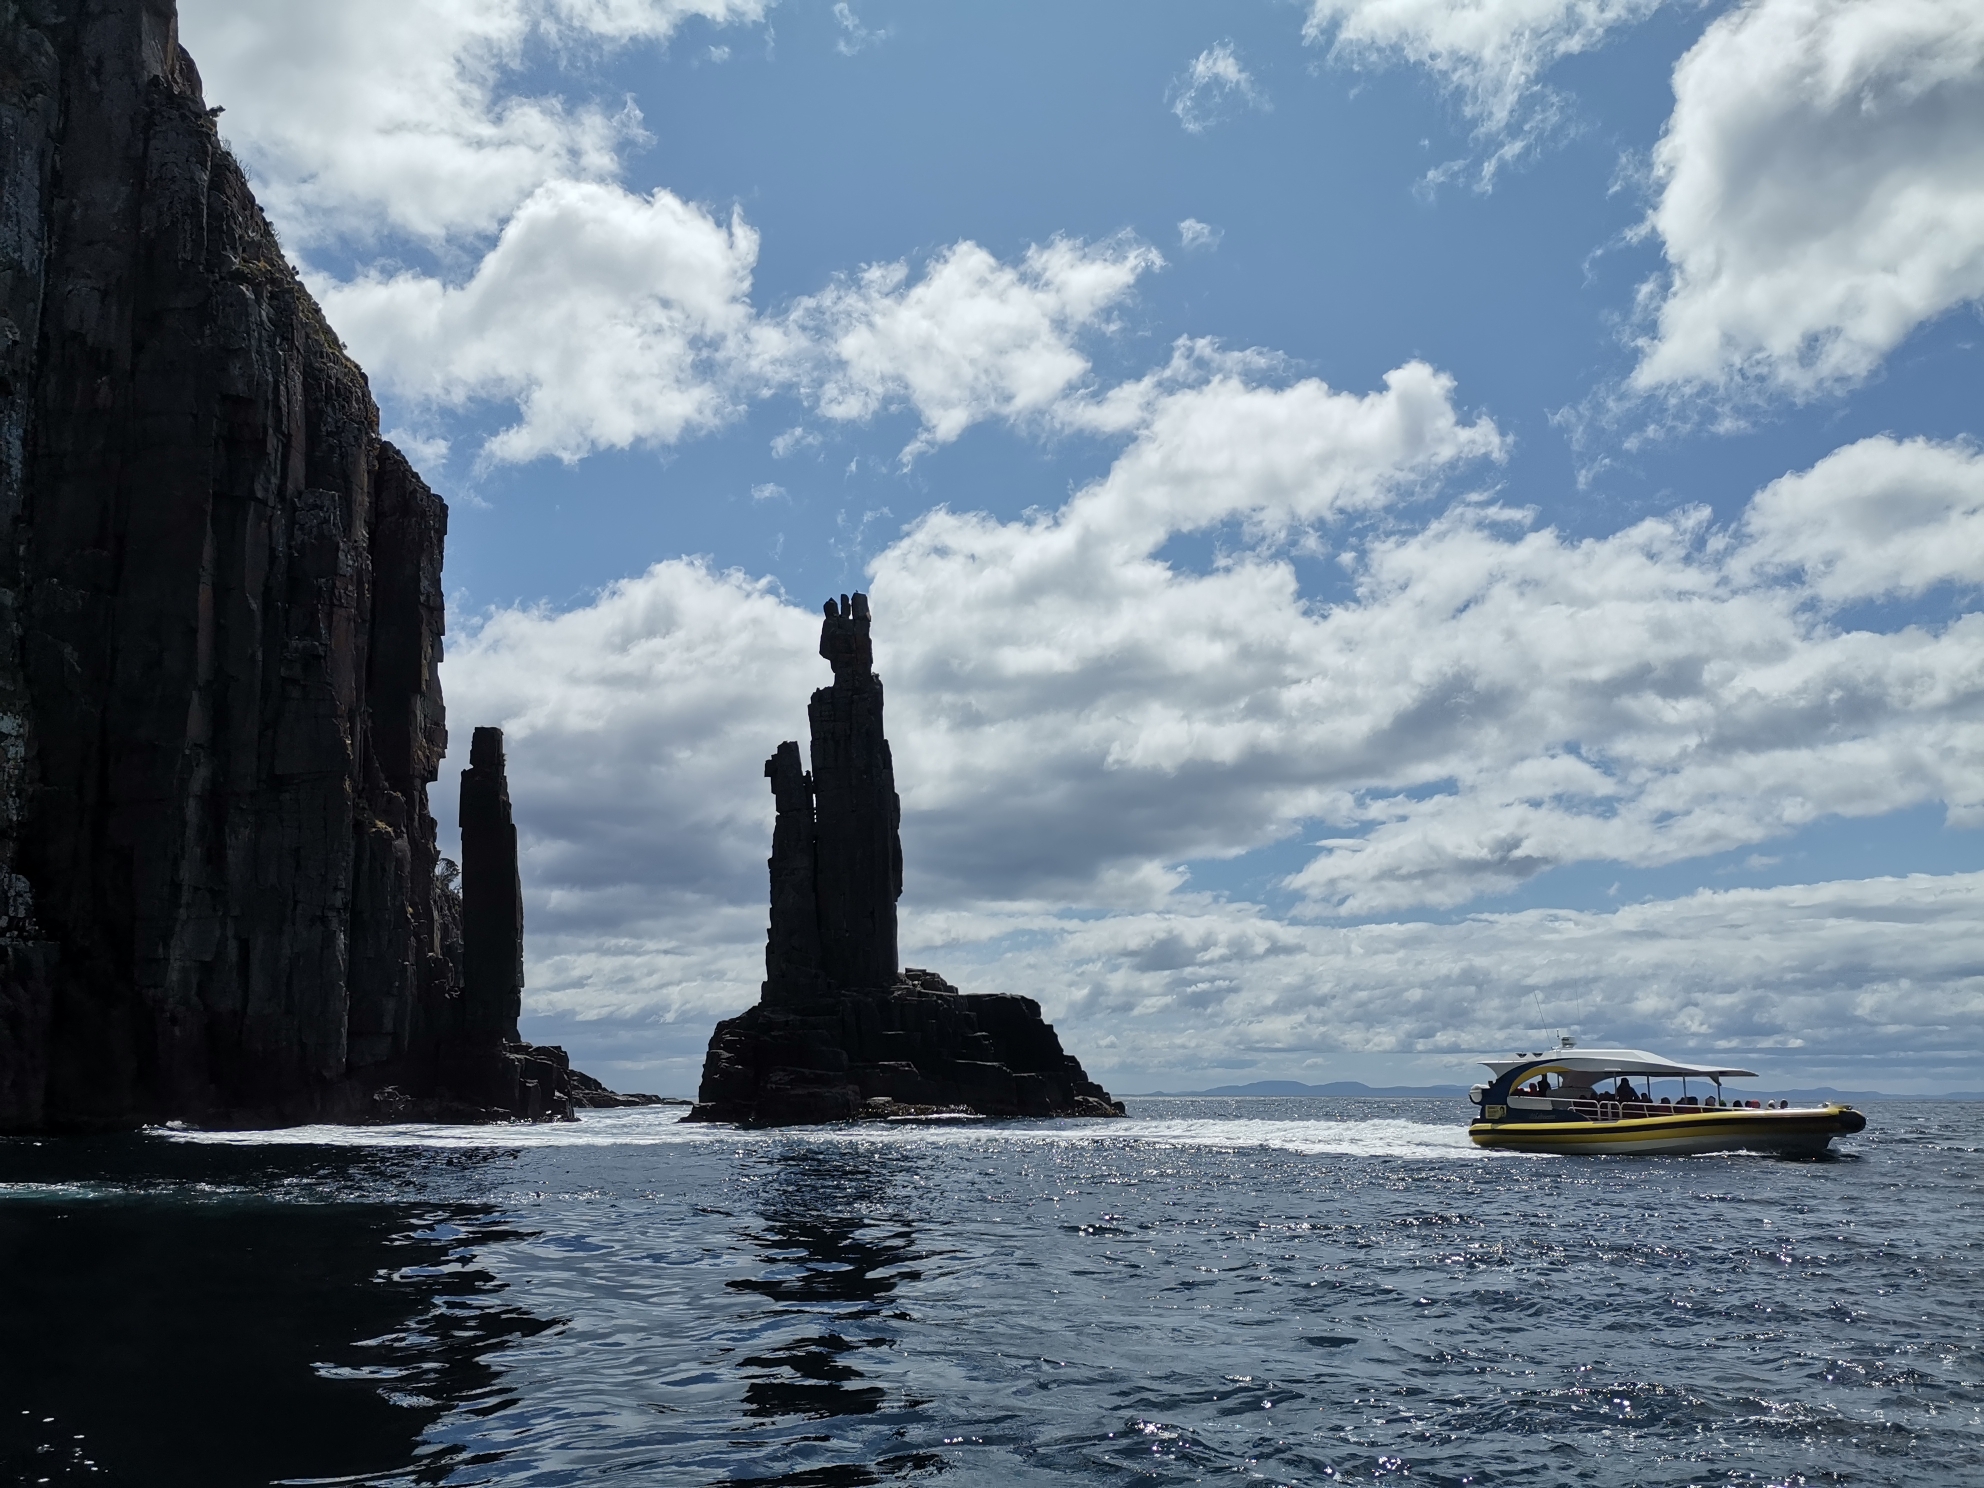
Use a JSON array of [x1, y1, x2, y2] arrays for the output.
[[157, 1106, 1498, 1160]]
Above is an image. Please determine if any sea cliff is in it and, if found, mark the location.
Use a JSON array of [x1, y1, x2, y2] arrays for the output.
[[0, 0, 592, 1129]]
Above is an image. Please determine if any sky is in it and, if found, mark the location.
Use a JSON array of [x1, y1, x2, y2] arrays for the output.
[[174, 0, 1984, 1096]]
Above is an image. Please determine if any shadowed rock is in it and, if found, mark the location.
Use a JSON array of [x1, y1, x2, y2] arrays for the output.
[[688, 595, 1121, 1125], [461, 727, 525, 1044], [0, 1, 644, 1129]]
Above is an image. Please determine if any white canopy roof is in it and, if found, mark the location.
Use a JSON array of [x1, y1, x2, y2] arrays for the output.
[[1481, 1047, 1759, 1080]]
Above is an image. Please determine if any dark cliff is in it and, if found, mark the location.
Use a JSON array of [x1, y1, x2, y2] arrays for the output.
[[0, 0, 593, 1129], [689, 594, 1121, 1125]]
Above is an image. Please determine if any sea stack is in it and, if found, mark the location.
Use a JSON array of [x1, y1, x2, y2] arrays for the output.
[[460, 728, 526, 1044], [688, 594, 1122, 1125]]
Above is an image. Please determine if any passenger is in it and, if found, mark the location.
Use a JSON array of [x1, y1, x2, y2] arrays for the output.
[[1660, 1096, 1672, 1108]]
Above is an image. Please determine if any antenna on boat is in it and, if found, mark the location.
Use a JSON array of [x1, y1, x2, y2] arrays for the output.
[[1559, 1033, 1576, 1049]]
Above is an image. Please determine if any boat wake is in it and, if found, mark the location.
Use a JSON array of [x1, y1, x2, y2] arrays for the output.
[[158, 1106, 1497, 1160]]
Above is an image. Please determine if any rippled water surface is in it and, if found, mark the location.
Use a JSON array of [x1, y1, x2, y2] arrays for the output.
[[3, 1098, 1979, 1486]]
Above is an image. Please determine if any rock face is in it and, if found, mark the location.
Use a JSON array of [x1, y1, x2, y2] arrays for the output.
[[0, 0, 599, 1129], [689, 595, 1122, 1125]]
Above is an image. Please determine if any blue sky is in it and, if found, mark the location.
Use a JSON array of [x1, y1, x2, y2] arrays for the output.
[[179, 0, 1984, 1094]]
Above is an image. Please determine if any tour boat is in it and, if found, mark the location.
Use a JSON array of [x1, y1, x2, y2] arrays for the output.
[[1467, 1040, 1867, 1156]]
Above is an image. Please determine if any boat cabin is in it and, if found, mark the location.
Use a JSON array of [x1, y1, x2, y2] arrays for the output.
[[1470, 1047, 1766, 1122]]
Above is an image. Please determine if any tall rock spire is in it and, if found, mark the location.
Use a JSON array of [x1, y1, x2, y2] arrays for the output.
[[691, 593, 1122, 1125], [806, 593, 903, 992], [761, 740, 825, 1004], [759, 593, 903, 1004], [459, 727, 524, 1044]]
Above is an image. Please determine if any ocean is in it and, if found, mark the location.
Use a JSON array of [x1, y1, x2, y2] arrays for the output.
[[3, 1098, 1978, 1486]]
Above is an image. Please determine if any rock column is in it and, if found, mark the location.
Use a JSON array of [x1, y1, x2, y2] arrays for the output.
[[459, 727, 523, 1044], [762, 740, 826, 1003], [807, 594, 902, 991]]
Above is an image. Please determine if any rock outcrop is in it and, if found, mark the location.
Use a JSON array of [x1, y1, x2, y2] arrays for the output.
[[0, 0, 619, 1129], [689, 595, 1121, 1125]]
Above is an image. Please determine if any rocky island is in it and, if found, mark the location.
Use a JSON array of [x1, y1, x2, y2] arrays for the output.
[[0, 0, 639, 1130], [689, 594, 1122, 1125]]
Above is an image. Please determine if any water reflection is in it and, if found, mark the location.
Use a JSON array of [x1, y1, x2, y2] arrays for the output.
[[716, 1144, 935, 1483], [0, 1137, 556, 1488]]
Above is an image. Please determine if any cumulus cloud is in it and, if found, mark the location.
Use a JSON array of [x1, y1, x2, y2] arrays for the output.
[[440, 354, 1984, 1075], [878, 430, 1984, 919], [1632, 0, 1984, 397], [1303, 0, 1667, 164], [438, 562, 820, 1022], [1060, 359, 1504, 541], [179, 0, 768, 244], [921, 871, 1984, 1087], [183, 3, 1179, 466], [323, 227, 1161, 464], [1738, 436, 1984, 603], [321, 181, 765, 462], [1169, 41, 1268, 134], [789, 236, 1166, 460]]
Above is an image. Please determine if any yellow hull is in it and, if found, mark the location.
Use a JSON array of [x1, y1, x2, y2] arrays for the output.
[[1469, 1104, 1865, 1156]]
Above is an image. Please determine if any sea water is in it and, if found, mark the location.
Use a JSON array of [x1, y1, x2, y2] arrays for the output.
[[2, 1098, 1978, 1486]]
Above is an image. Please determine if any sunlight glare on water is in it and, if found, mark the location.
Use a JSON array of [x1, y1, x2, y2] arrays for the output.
[[4, 1097, 1979, 1487]]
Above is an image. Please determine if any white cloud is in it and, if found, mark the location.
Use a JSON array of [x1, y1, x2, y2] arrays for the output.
[[184, 3, 1175, 466], [317, 198, 1165, 470], [788, 236, 1165, 460], [1303, 0, 1667, 152], [1178, 218, 1223, 252], [769, 426, 821, 457], [882, 451, 1984, 918], [1738, 436, 1984, 603], [1632, 0, 1984, 397], [319, 181, 764, 463], [1066, 360, 1503, 541], [179, 0, 769, 244], [328, 225, 1163, 467], [832, 2, 889, 55], [1169, 40, 1268, 134], [438, 560, 820, 1023], [383, 428, 454, 473], [441, 421, 1984, 1078], [915, 872, 1984, 1087]]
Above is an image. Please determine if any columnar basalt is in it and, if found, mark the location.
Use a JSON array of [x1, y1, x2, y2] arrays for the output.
[[688, 594, 1122, 1125], [0, 0, 618, 1129]]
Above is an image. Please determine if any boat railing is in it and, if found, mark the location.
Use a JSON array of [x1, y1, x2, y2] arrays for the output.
[[1551, 1097, 1810, 1123]]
